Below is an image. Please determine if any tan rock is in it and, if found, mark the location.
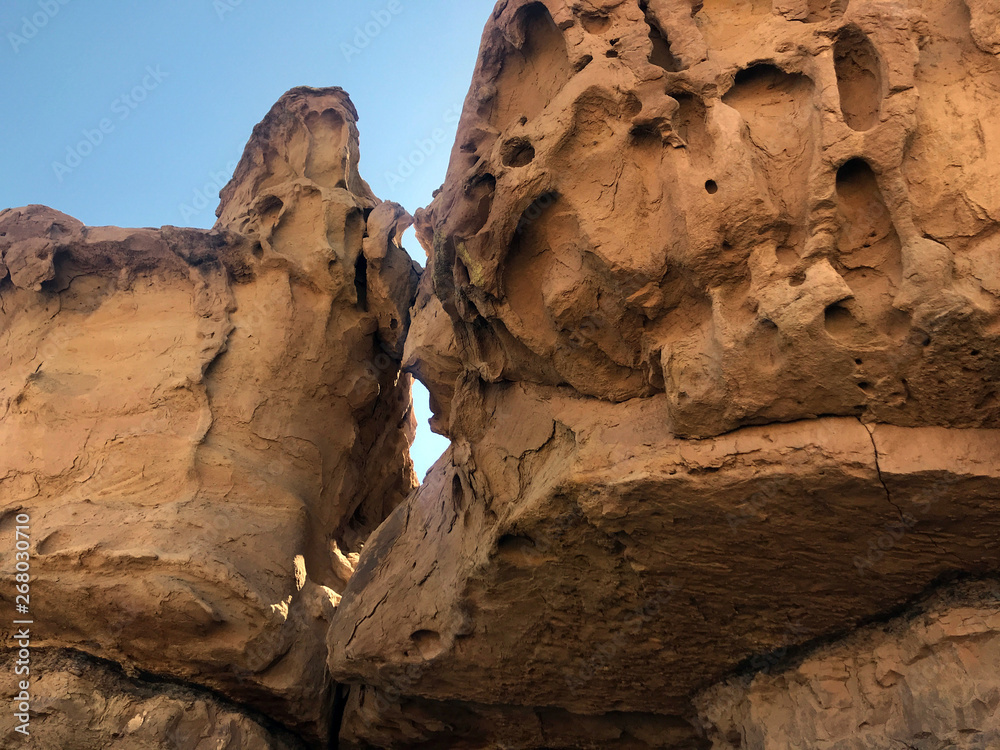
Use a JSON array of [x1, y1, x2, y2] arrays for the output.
[[3, 1, 1000, 747], [0, 87, 418, 745], [0, 650, 301, 749], [967, 0, 1000, 55], [331, 0, 1000, 747], [696, 580, 1000, 749], [329, 385, 1000, 746], [411, 0, 999, 439]]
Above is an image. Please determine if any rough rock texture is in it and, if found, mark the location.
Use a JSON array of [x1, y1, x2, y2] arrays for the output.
[[697, 579, 1000, 749], [411, 0, 1000, 439], [0, 650, 303, 749], [0, 87, 419, 746], [3, 2, 1000, 748], [328, 0, 1000, 747]]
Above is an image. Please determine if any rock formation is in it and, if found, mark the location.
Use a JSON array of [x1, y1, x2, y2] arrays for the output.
[[1, 88, 419, 746], [698, 579, 1000, 749], [3, 0, 1000, 748], [328, 0, 1000, 747]]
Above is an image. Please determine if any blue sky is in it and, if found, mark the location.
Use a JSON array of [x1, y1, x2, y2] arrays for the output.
[[0, 0, 496, 476]]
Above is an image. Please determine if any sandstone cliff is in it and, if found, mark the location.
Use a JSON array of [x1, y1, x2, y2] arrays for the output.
[[329, 0, 1000, 747], [1, 87, 419, 746], [3, 1, 1000, 748]]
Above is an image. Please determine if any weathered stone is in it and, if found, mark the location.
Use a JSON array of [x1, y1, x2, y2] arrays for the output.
[[697, 580, 1000, 750], [3, 2, 1000, 747], [330, 0, 1000, 746], [0, 87, 419, 745], [0, 650, 302, 750]]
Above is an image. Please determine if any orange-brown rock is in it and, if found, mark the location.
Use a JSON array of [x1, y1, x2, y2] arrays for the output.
[[0, 87, 418, 745], [328, 0, 1000, 747], [2, 1, 1000, 748], [697, 580, 1000, 749]]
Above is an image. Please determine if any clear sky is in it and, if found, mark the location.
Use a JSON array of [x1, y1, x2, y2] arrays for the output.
[[0, 0, 496, 477]]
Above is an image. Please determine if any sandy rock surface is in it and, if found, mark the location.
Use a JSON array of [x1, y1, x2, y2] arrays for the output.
[[0, 87, 418, 745], [2, 1, 1000, 748], [330, 0, 1000, 746]]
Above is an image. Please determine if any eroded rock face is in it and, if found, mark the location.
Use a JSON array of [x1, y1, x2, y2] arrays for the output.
[[411, 0, 999, 440], [0, 87, 418, 745], [697, 580, 1000, 749], [329, 0, 1000, 747], [3, 3, 999, 748], [0, 650, 303, 750]]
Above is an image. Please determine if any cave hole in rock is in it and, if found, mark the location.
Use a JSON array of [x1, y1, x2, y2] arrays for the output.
[[492, 2, 573, 129], [581, 12, 611, 34], [462, 174, 497, 236], [495, 533, 547, 566], [646, 18, 681, 72], [834, 157, 904, 334], [824, 302, 864, 339], [409, 630, 444, 660], [502, 138, 536, 167], [834, 25, 883, 131], [353, 253, 368, 311], [451, 474, 466, 512]]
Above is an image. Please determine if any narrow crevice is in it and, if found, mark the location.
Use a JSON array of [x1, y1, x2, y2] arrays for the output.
[[354, 252, 369, 311], [330, 683, 350, 749]]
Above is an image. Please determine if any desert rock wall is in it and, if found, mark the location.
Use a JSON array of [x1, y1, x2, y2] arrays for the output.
[[0, 87, 418, 746], [2, 2, 999, 748]]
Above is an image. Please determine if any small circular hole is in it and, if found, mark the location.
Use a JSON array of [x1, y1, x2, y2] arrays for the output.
[[705, 180, 718, 194]]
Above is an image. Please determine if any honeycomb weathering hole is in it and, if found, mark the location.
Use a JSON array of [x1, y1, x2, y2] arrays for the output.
[[581, 12, 611, 34], [824, 302, 863, 339], [491, 3, 572, 130], [502, 139, 536, 168], [496, 534, 548, 566], [409, 630, 443, 660], [647, 20, 681, 72], [834, 26, 883, 131]]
